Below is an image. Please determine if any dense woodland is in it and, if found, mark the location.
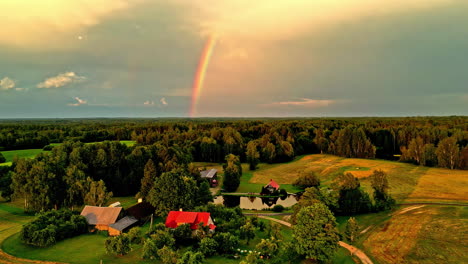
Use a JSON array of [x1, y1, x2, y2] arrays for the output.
[[0, 117, 466, 263], [0, 117, 467, 211]]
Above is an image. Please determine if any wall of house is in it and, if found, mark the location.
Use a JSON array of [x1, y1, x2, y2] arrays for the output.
[[108, 227, 121, 236]]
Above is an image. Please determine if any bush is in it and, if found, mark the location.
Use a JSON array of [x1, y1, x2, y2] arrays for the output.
[[272, 205, 284, 212], [0, 153, 6, 163], [105, 234, 131, 256], [293, 172, 320, 188], [127, 227, 142, 244], [199, 237, 218, 257], [20, 209, 87, 247], [42, 145, 54, 151]]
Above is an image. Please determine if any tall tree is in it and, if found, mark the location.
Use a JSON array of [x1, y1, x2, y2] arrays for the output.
[[370, 170, 394, 211], [293, 203, 340, 262], [222, 154, 242, 192], [138, 159, 157, 199], [148, 169, 198, 216], [344, 217, 359, 243], [436, 137, 460, 169], [84, 177, 113, 206], [407, 137, 425, 164], [246, 141, 260, 170]]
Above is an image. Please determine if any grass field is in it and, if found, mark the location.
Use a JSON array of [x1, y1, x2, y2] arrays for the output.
[[361, 205, 467, 264], [247, 154, 468, 203]]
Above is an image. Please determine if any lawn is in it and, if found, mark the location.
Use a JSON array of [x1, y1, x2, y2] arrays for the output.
[[0, 148, 46, 166]]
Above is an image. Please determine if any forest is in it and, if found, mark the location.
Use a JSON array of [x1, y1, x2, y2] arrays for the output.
[[0, 117, 467, 208]]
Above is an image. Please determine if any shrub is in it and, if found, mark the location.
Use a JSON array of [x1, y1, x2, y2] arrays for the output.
[[127, 227, 142, 244], [20, 209, 87, 247], [105, 234, 131, 256], [272, 205, 284, 212], [199, 237, 218, 257], [293, 172, 320, 188], [42, 145, 54, 151]]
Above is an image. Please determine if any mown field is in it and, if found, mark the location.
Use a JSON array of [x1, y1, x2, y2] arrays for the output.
[[247, 154, 468, 203], [0, 141, 136, 167]]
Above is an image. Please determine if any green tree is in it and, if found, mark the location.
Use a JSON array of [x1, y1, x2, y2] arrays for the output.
[[256, 237, 280, 258], [344, 217, 359, 243], [223, 154, 242, 192], [142, 238, 158, 259], [148, 169, 198, 216], [240, 220, 256, 245], [422, 143, 437, 166], [293, 203, 340, 262], [240, 252, 265, 264], [138, 159, 157, 199], [213, 232, 239, 254], [370, 170, 395, 211], [196, 180, 213, 205], [246, 141, 260, 170], [177, 251, 204, 264], [436, 137, 460, 169], [0, 153, 5, 163], [407, 137, 425, 164], [151, 229, 175, 249], [292, 171, 320, 188], [105, 234, 131, 256], [266, 222, 283, 240], [157, 246, 178, 264], [83, 177, 113, 206], [127, 227, 142, 244], [198, 237, 218, 257], [262, 142, 276, 163]]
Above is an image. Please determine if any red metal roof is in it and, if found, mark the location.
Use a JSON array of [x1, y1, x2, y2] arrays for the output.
[[267, 179, 280, 189], [165, 211, 215, 230]]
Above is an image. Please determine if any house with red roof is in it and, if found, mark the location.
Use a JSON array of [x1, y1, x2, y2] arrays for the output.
[[265, 179, 280, 193], [165, 211, 216, 231]]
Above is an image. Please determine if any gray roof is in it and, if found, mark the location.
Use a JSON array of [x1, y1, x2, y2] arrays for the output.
[[200, 168, 217, 179], [109, 216, 138, 231]]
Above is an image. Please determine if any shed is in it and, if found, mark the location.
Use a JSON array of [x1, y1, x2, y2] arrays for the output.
[[108, 216, 139, 236], [200, 168, 218, 187], [80, 205, 122, 231], [126, 201, 155, 221]]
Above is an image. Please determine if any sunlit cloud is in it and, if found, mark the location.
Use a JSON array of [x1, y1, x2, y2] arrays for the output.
[[68, 97, 87, 106], [265, 98, 336, 108], [160, 97, 168, 106], [0, 77, 16, 90], [0, 0, 143, 48], [175, 0, 449, 41], [37, 72, 85, 89], [143, 100, 155, 106]]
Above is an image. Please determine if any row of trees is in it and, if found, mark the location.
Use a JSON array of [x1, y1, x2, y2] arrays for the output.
[[1, 117, 467, 168]]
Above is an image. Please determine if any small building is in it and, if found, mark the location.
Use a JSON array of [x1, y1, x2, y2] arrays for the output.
[[264, 179, 280, 194], [200, 168, 218, 187], [165, 211, 216, 231], [126, 201, 155, 221], [80, 205, 123, 231], [108, 216, 139, 236]]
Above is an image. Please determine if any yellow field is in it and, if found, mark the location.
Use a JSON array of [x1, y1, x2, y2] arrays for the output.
[[249, 154, 468, 203], [362, 205, 467, 264]]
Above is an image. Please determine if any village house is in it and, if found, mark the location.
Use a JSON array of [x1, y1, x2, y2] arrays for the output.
[[200, 168, 218, 187], [80, 205, 123, 232], [165, 211, 216, 231], [80, 204, 142, 236], [264, 179, 280, 194]]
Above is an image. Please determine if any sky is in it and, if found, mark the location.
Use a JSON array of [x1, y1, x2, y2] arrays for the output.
[[0, 0, 467, 118]]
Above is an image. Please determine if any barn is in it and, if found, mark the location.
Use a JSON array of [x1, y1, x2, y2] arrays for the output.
[[200, 168, 218, 187], [80, 205, 123, 232]]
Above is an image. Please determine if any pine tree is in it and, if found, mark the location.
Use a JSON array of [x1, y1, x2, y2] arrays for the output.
[[138, 159, 157, 199]]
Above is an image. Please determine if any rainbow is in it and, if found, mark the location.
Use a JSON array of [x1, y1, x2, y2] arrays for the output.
[[190, 35, 217, 117]]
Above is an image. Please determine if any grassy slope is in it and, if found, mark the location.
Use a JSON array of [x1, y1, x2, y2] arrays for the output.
[[248, 154, 468, 203], [356, 205, 468, 264]]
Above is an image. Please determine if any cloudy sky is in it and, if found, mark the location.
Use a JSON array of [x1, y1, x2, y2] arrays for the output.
[[1, 0, 467, 118]]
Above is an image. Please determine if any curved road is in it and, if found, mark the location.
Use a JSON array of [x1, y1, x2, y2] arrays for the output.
[[257, 215, 374, 264]]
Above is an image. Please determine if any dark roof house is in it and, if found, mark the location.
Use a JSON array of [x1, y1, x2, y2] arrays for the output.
[[80, 205, 122, 227], [200, 168, 218, 187], [108, 216, 138, 236], [126, 201, 155, 220]]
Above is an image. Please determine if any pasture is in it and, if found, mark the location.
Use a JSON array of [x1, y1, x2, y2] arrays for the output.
[[248, 154, 468, 203]]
